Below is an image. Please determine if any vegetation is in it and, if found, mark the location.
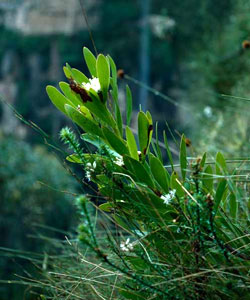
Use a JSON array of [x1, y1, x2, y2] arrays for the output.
[[1, 1, 250, 299], [37, 48, 250, 299], [0, 136, 77, 299]]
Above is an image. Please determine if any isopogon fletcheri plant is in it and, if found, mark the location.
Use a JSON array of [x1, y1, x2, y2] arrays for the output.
[[46, 47, 250, 299]]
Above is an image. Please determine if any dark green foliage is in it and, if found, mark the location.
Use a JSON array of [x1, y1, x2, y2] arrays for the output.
[[0, 135, 76, 300]]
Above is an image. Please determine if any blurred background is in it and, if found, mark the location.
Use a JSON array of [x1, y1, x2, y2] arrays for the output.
[[0, 0, 250, 299]]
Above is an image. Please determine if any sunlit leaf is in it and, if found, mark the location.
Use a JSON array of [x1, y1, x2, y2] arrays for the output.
[[96, 54, 110, 102], [64, 104, 104, 138], [126, 126, 139, 160], [83, 47, 97, 77], [46, 85, 74, 115]]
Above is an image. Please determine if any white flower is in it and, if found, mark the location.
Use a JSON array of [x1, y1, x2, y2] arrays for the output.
[[120, 238, 134, 252], [114, 156, 123, 166], [82, 77, 101, 92], [203, 106, 212, 118], [161, 189, 176, 205], [85, 161, 97, 181]]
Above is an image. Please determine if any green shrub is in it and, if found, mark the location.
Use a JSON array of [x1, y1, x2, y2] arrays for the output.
[[41, 48, 250, 299]]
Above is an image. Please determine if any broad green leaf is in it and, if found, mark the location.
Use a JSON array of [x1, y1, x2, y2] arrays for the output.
[[63, 66, 71, 79], [202, 165, 214, 193], [79, 92, 116, 128], [138, 111, 152, 158], [102, 127, 129, 156], [83, 47, 97, 77], [46, 85, 74, 115], [126, 85, 132, 126], [99, 202, 114, 212], [163, 130, 174, 172], [96, 54, 110, 102], [180, 134, 187, 181], [214, 179, 227, 212], [229, 192, 238, 219], [170, 171, 184, 197], [123, 155, 155, 189], [59, 83, 93, 119], [216, 152, 227, 175], [66, 154, 83, 163], [64, 104, 104, 138], [59, 82, 82, 107], [72, 68, 89, 84], [149, 154, 169, 193], [126, 126, 139, 160], [146, 110, 153, 124]]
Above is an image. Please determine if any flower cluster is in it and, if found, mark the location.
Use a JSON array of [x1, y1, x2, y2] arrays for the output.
[[161, 189, 176, 205], [114, 155, 124, 166], [82, 77, 101, 92], [85, 161, 97, 181], [120, 238, 134, 252]]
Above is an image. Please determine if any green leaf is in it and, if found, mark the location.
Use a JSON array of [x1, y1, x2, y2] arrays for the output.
[[102, 127, 129, 156], [63, 66, 71, 79], [80, 93, 116, 128], [200, 152, 207, 169], [126, 126, 139, 160], [83, 47, 97, 77], [99, 202, 114, 212], [123, 155, 155, 189], [163, 130, 174, 172], [149, 154, 169, 193], [72, 68, 89, 84], [138, 111, 153, 158], [214, 179, 227, 212], [64, 104, 104, 138], [66, 154, 83, 163], [46, 85, 74, 115], [126, 85, 132, 126], [170, 171, 184, 197], [108, 55, 118, 100], [59, 82, 82, 107], [216, 152, 227, 175], [180, 134, 187, 181], [202, 165, 214, 193], [229, 192, 238, 219], [96, 54, 110, 102]]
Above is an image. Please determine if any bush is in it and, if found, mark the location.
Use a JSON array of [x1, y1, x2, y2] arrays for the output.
[[40, 48, 250, 299]]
